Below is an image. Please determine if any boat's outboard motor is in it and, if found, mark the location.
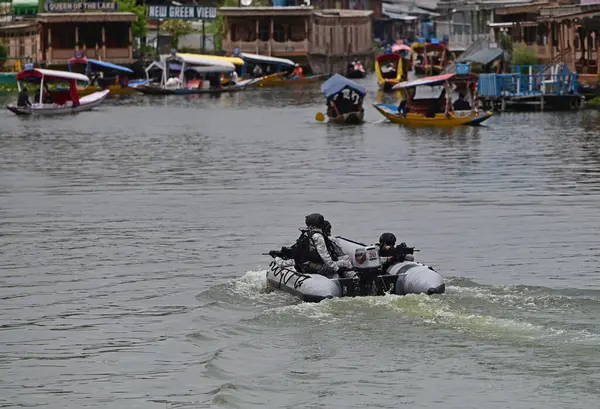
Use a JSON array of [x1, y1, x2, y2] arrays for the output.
[[335, 237, 382, 274]]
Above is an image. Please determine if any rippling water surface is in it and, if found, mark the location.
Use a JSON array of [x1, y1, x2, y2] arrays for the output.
[[1, 77, 600, 409]]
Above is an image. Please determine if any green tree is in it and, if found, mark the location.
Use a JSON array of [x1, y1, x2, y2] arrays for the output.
[[116, 0, 148, 41], [161, 20, 194, 50], [511, 44, 539, 66]]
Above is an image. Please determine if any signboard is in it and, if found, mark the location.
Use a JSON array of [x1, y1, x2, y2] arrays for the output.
[[44, 2, 118, 12], [148, 5, 217, 20]]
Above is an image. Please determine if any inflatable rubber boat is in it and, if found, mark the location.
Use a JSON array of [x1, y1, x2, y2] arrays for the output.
[[266, 236, 445, 302]]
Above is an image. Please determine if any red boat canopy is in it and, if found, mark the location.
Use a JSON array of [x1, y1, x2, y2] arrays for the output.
[[376, 53, 404, 64], [16, 68, 88, 106]]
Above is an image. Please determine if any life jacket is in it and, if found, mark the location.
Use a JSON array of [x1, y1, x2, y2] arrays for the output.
[[290, 228, 338, 268]]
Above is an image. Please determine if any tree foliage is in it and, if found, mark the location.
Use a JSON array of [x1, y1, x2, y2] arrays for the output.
[[511, 44, 540, 66], [116, 0, 148, 41], [161, 20, 194, 49]]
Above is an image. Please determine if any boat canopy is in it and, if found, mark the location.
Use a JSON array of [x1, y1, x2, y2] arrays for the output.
[[412, 42, 446, 53], [376, 53, 404, 63], [240, 53, 295, 68], [17, 68, 90, 83], [187, 65, 235, 74], [171, 53, 236, 68], [177, 53, 245, 66], [392, 73, 460, 90], [87, 59, 134, 74], [463, 48, 504, 66], [321, 74, 366, 99], [159, 63, 233, 74]]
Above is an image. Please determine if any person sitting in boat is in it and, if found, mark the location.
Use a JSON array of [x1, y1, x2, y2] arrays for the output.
[[452, 92, 471, 111], [252, 64, 263, 78], [166, 75, 181, 89], [17, 87, 32, 107], [230, 70, 239, 85], [322, 220, 348, 259], [298, 213, 353, 277], [376, 233, 414, 270], [208, 73, 222, 89], [289, 64, 303, 79], [397, 99, 409, 117]]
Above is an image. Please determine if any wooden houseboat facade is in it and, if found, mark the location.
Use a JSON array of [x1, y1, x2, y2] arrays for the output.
[[219, 6, 374, 74], [37, 12, 138, 66], [491, 1, 600, 75]]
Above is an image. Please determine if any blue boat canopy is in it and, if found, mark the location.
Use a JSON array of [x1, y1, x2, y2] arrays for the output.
[[321, 74, 367, 99], [87, 59, 134, 74]]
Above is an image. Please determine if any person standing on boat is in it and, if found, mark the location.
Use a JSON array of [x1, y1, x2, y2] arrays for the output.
[[299, 213, 353, 277], [17, 87, 32, 107]]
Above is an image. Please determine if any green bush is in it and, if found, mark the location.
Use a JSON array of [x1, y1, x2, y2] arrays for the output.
[[511, 44, 539, 66]]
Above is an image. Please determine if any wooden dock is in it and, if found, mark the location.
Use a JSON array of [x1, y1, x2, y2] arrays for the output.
[[477, 64, 585, 112]]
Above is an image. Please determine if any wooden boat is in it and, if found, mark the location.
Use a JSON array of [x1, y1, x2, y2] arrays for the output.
[[346, 60, 366, 79], [254, 73, 329, 87], [372, 73, 493, 127], [134, 53, 250, 95], [411, 41, 449, 76], [237, 53, 297, 85], [375, 52, 410, 91], [6, 65, 109, 116], [68, 53, 137, 96], [176, 53, 246, 80], [320, 74, 366, 124]]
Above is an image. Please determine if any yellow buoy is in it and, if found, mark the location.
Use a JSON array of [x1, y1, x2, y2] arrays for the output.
[[315, 112, 325, 122]]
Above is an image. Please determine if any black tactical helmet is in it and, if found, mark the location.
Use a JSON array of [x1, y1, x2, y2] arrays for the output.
[[379, 232, 396, 246], [305, 213, 325, 228]]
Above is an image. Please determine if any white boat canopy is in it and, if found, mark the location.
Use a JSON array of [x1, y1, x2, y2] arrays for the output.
[[239, 53, 295, 67]]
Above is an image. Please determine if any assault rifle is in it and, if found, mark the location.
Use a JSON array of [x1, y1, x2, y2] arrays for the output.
[[263, 246, 294, 259]]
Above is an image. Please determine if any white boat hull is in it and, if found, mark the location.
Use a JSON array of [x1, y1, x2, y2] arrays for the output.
[[6, 90, 110, 116]]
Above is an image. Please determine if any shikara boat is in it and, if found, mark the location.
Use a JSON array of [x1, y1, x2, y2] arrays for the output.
[[6, 65, 109, 116], [375, 52, 410, 91], [134, 53, 251, 95], [346, 59, 367, 79], [411, 40, 450, 76], [373, 73, 493, 127], [237, 53, 328, 86], [68, 53, 136, 96], [320, 74, 366, 124], [254, 72, 329, 87]]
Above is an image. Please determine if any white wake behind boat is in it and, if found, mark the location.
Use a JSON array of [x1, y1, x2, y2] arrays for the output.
[[266, 236, 445, 302], [6, 66, 109, 116]]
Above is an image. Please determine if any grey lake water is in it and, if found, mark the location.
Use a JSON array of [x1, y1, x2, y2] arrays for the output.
[[1, 76, 600, 409]]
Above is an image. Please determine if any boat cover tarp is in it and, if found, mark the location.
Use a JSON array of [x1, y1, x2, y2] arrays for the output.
[[87, 59, 134, 74], [321, 74, 367, 99], [393, 73, 456, 89], [463, 48, 504, 65]]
